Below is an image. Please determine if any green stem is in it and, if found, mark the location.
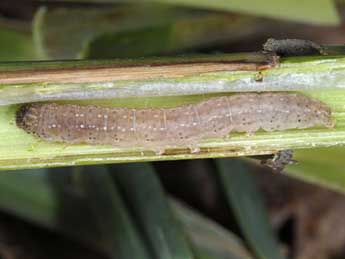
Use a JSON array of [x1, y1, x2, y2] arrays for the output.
[[0, 53, 344, 170]]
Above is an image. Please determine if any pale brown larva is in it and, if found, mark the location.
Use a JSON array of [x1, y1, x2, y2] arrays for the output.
[[16, 93, 334, 154]]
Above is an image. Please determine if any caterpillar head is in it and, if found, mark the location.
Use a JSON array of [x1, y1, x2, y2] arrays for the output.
[[16, 103, 41, 135]]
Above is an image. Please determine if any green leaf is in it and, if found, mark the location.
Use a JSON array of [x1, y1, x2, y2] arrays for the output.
[[39, 0, 340, 25], [0, 167, 153, 258], [33, 5, 207, 59], [34, 5, 256, 59], [154, 0, 340, 25], [84, 25, 172, 58], [83, 13, 253, 59], [172, 199, 253, 259], [0, 168, 101, 247], [112, 163, 195, 259], [287, 147, 345, 192], [0, 169, 58, 225], [76, 165, 152, 259], [0, 164, 257, 259], [0, 17, 35, 61], [215, 158, 284, 259]]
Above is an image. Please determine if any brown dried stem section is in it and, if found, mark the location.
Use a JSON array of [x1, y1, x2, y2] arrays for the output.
[[0, 52, 278, 84]]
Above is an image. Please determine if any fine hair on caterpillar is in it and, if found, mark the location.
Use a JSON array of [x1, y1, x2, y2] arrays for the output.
[[16, 92, 335, 154]]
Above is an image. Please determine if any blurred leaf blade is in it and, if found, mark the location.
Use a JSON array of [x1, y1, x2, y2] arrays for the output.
[[33, 5, 176, 59], [0, 165, 261, 259], [76, 165, 152, 259], [39, 0, 340, 25], [35, 5, 256, 59], [172, 199, 253, 259], [155, 0, 340, 25], [0, 167, 153, 259], [112, 163, 195, 259], [0, 166, 123, 257], [215, 158, 284, 259], [82, 13, 254, 59], [0, 17, 36, 61], [287, 147, 345, 193], [0, 169, 58, 225], [33, 5, 217, 59]]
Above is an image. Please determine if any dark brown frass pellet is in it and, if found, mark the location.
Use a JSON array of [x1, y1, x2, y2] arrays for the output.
[[263, 38, 323, 56]]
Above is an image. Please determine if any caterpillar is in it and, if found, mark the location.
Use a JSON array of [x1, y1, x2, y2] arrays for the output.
[[16, 93, 334, 154]]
